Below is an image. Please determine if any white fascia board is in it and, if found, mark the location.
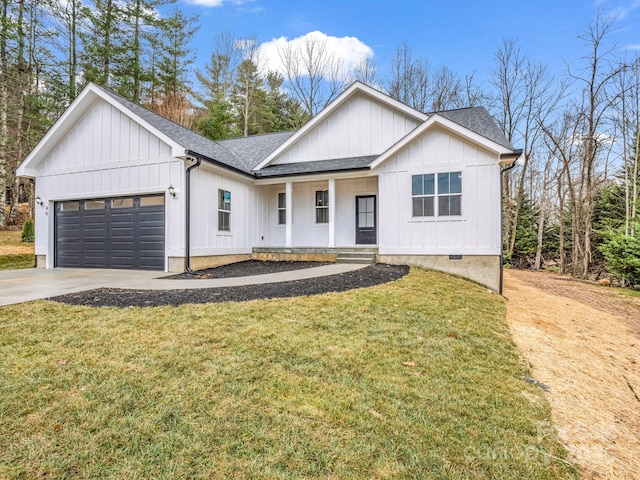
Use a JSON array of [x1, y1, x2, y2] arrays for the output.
[[16, 83, 186, 178], [369, 114, 513, 170], [252, 81, 428, 171], [252, 169, 375, 186]]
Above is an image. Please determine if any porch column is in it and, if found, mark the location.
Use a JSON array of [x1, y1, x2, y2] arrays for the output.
[[285, 181, 293, 248], [328, 178, 336, 248]]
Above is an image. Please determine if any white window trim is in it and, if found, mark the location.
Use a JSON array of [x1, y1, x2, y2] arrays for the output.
[[218, 189, 231, 232], [411, 172, 462, 218], [277, 192, 286, 226], [315, 189, 329, 224]]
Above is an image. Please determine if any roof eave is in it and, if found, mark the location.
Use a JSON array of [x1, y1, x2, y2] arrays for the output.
[[185, 150, 256, 179], [499, 149, 523, 165], [16, 83, 187, 178], [253, 81, 429, 171], [253, 166, 371, 179], [370, 114, 514, 170]]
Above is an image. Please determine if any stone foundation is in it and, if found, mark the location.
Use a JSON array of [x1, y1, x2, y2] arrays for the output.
[[167, 254, 252, 273], [36, 255, 46, 268], [377, 254, 501, 292]]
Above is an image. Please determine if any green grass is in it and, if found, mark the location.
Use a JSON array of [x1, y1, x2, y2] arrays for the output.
[[0, 230, 26, 248], [0, 253, 35, 270], [0, 269, 578, 479]]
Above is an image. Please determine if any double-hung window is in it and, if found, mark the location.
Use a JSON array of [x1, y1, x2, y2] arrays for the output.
[[315, 190, 329, 223], [278, 192, 286, 225], [412, 172, 462, 217], [218, 189, 231, 231]]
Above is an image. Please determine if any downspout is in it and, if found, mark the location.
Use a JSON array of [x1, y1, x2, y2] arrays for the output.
[[185, 156, 201, 274], [499, 159, 518, 294]]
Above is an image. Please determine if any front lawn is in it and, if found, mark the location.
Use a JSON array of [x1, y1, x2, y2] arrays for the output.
[[0, 269, 578, 479], [0, 230, 34, 270]]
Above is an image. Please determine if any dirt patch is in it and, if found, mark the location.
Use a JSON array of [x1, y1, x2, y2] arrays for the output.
[[504, 269, 640, 480], [163, 260, 330, 279], [50, 263, 409, 308]]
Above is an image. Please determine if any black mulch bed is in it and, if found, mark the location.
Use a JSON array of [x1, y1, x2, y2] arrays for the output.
[[50, 264, 410, 308], [162, 260, 330, 279]]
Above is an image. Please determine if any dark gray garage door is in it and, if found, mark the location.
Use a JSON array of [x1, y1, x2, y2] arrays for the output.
[[55, 195, 165, 270]]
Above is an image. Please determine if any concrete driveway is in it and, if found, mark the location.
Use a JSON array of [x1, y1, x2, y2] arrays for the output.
[[0, 263, 366, 307]]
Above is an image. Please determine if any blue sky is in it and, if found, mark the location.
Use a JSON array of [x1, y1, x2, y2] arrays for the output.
[[177, 0, 640, 86]]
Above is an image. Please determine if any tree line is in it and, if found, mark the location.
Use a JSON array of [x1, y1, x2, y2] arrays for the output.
[[1, 2, 639, 285]]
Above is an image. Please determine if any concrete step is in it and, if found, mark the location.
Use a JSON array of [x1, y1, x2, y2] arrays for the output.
[[336, 257, 375, 264], [336, 251, 376, 264]]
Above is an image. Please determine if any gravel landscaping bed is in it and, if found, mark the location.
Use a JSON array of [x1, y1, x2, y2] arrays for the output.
[[163, 260, 329, 279], [50, 264, 410, 307]]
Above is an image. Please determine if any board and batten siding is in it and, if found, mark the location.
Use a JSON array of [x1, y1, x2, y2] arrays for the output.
[[33, 99, 185, 267], [377, 126, 501, 255], [188, 164, 262, 256], [272, 94, 420, 165], [260, 177, 378, 248]]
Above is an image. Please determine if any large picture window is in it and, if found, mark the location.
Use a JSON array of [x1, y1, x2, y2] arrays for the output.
[[315, 190, 329, 223], [278, 192, 286, 225], [218, 189, 231, 231], [412, 172, 462, 217]]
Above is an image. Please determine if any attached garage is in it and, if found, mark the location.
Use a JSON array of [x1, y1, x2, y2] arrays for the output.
[[55, 195, 165, 270]]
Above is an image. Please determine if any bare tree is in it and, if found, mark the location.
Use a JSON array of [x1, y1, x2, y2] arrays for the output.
[[386, 41, 431, 111], [565, 13, 625, 275], [278, 33, 349, 116], [490, 37, 564, 260], [352, 56, 378, 87]]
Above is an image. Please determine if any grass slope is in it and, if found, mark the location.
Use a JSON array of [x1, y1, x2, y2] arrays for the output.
[[0, 269, 578, 479], [0, 230, 34, 269]]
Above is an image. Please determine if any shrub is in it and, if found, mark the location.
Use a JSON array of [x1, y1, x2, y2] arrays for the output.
[[599, 224, 640, 286], [21, 218, 34, 243]]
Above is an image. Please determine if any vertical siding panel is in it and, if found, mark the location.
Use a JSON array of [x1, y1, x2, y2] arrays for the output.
[[120, 114, 130, 160], [130, 122, 140, 159]]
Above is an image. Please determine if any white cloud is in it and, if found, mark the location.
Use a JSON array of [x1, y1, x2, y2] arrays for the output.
[[605, 0, 640, 19], [258, 31, 374, 78], [623, 44, 640, 50], [185, 0, 252, 7]]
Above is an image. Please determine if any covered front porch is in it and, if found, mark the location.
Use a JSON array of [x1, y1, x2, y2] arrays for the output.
[[255, 176, 379, 250]]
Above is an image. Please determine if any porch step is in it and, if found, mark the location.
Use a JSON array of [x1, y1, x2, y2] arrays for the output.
[[336, 251, 376, 264]]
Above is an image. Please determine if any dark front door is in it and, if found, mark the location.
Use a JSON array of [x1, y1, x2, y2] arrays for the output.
[[356, 195, 376, 245]]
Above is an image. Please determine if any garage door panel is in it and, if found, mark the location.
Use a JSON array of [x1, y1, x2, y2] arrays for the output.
[[55, 196, 165, 270]]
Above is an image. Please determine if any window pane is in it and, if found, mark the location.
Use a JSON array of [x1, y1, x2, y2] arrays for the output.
[[218, 211, 230, 231], [218, 189, 224, 207], [366, 212, 375, 227], [278, 209, 286, 225], [112, 198, 133, 208], [278, 192, 286, 208], [412, 175, 423, 196], [424, 197, 434, 216], [438, 173, 450, 194], [449, 172, 462, 194], [85, 200, 105, 210], [316, 207, 328, 223], [438, 196, 449, 216], [449, 195, 461, 215], [141, 196, 164, 206], [61, 201, 79, 211], [423, 174, 435, 195], [412, 197, 423, 217]]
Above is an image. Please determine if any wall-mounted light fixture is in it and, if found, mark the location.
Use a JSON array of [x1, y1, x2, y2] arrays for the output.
[[35, 196, 44, 206], [168, 185, 177, 199]]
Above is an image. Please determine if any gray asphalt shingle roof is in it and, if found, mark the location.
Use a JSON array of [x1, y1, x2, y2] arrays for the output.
[[97, 85, 515, 179], [433, 106, 514, 150], [254, 155, 377, 178]]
